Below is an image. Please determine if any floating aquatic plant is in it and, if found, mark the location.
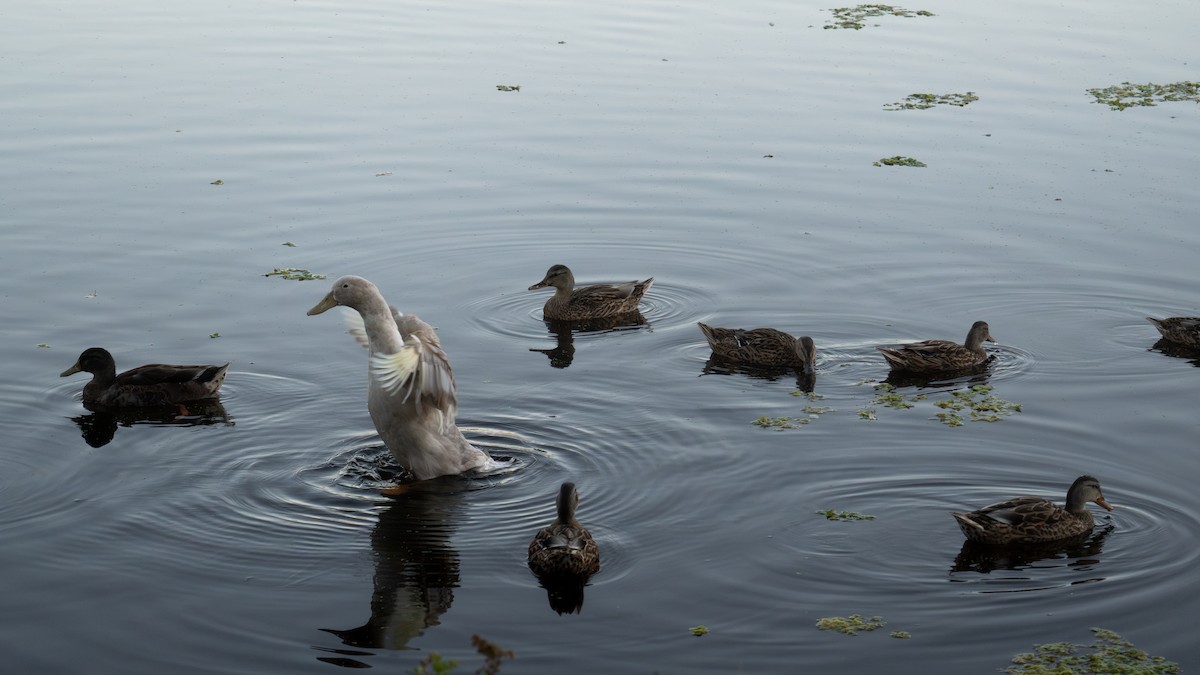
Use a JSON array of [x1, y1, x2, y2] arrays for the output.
[[753, 415, 805, 430], [934, 384, 1021, 425], [412, 653, 458, 675], [210, 179, 224, 185], [1006, 628, 1178, 674], [282, 241, 296, 247], [883, 92, 978, 111], [817, 614, 885, 635], [471, 634, 514, 675], [37, 343, 50, 348], [890, 631, 911, 639], [209, 332, 220, 339], [874, 156, 927, 167], [817, 509, 875, 521], [496, 84, 521, 92], [263, 267, 326, 281], [824, 5, 934, 30], [790, 391, 825, 401], [1087, 81, 1200, 111], [858, 408, 877, 420], [872, 382, 924, 409], [689, 625, 710, 637]]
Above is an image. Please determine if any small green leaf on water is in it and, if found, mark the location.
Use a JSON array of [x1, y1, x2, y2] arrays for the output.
[[791, 391, 825, 400], [890, 631, 911, 639], [689, 625, 709, 637], [210, 179, 224, 185], [282, 241, 296, 247], [264, 267, 326, 281], [873, 156, 927, 167], [209, 332, 220, 339], [816, 614, 885, 635], [817, 509, 875, 521], [858, 408, 877, 420], [496, 84, 521, 92], [37, 343, 50, 348]]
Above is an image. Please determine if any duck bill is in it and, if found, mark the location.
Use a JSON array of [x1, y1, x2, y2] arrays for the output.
[[60, 361, 82, 377], [307, 292, 339, 316], [1095, 496, 1114, 511], [528, 280, 549, 291]]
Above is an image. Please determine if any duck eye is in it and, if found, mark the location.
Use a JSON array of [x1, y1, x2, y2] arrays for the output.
[[342, 283, 349, 288]]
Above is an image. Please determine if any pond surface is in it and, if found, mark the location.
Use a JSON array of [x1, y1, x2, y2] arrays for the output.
[[2, 0, 1199, 672]]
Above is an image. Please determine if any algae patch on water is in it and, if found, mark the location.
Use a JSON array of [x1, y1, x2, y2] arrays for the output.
[[689, 625, 710, 637], [817, 509, 875, 521], [824, 5, 934, 30], [264, 268, 326, 281], [873, 156, 927, 167], [1006, 628, 1178, 674], [1087, 81, 1200, 110], [863, 383, 1020, 426], [884, 92, 978, 111], [817, 614, 885, 635]]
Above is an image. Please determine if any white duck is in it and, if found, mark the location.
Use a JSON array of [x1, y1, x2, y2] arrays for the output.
[[308, 275, 499, 480]]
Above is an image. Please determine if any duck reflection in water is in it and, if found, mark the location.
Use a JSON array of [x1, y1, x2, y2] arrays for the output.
[[950, 524, 1115, 575], [320, 482, 464, 662], [530, 314, 648, 369], [528, 482, 601, 615], [69, 400, 231, 448], [1150, 338, 1200, 366]]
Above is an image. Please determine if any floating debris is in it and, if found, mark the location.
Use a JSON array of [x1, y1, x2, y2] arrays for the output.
[[873, 156, 927, 167], [891, 631, 912, 639], [209, 332, 220, 339], [210, 179, 224, 185], [858, 408, 878, 420], [37, 343, 50, 348], [85, 290, 97, 299], [375, 171, 392, 177], [817, 509, 875, 521], [264, 267, 326, 281], [872, 382, 922, 409], [1087, 81, 1200, 111], [824, 5, 934, 30], [817, 614, 885, 635], [1006, 629, 1178, 674], [753, 415, 805, 430], [934, 384, 1021, 425], [790, 391, 826, 401], [689, 625, 710, 637], [496, 84, 521, 92], [883, 92, 978, 111], [282, 241, 296, 247]]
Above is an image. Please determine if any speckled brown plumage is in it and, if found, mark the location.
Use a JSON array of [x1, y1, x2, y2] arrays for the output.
[[528, 482, 600, 578], [698, 323, 815, 372], [528, 264, 653, 321], [951, 475, 1113, 545], [876, 320, 996, 373], [1147, 316, 1200, 349]]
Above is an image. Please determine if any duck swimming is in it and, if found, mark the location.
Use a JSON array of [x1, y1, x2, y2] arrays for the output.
[[877, 321, 996, 373], [697, 323, 815, 373], [60, 347, 228, 408], [1147, 316, 1200, 349], [308, 275, 499, 480], [951, 475, 1113, 545], [528, 482, 601, 578], [528, 264, 653, 321]]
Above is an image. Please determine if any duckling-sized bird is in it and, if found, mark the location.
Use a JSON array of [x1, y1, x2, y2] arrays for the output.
[[308, 275, 501, 481], [952, 475, 1113, 545], [60, 347, 228, 408], [877, 320, 996, 373], [698, 323, 816, 373], [1147, 316, 1200, 349], [528, 264, 653, 321], [528, 482, 601, 578]]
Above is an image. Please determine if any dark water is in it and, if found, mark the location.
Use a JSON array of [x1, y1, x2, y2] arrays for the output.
[[3, 0, 1199, 672]]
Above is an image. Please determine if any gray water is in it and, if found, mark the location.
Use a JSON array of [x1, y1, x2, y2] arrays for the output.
[[3, 0, 1199, 672]]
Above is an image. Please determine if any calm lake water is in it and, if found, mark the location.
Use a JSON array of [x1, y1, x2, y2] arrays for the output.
[[3, 0, 1199, 672]]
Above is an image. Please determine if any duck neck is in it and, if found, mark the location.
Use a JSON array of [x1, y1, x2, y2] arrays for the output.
[[360, 296, 405, 353], [89, 362, 118, 388], [1064, 488, 1090, 514], [555, 484, 581, 527]]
